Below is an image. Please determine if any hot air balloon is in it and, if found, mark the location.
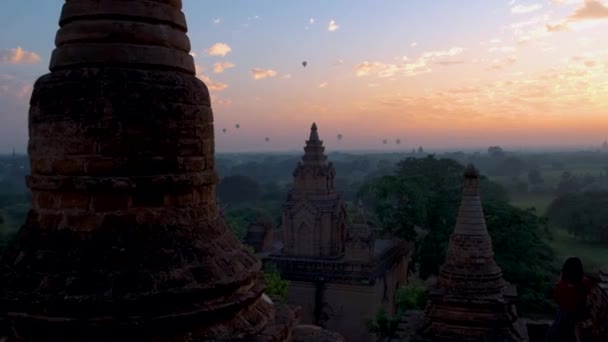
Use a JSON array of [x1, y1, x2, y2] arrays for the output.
[[383, 139, 388, 145], [265, 137, 270, 142], [235, 123, 240, 129], [302, 61, 307, 68], [222, 128, 227, 133], [395, 139, 401, 145], [337, 134, 343, 140]]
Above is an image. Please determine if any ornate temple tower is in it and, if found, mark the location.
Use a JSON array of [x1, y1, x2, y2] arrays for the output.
[[0, 1, 295, 340], [345, 201, 374, 263], [418, 164, 528, 341], [282, 123, 347, 258]]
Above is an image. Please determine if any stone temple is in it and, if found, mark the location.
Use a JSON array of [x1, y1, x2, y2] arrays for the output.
[[0, 1, 340, 341], [395, 164, 529, 342], [261, 123, 412, 342]]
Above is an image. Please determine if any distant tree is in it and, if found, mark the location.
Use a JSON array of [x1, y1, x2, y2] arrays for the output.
[[224, 206, 274, 241], [217, 174, 261, 204], [499, 156, 525, 179], [260, 181, 284, 202], [547, 191, 608, 243], [556, 171, 581, 195], [488, 146, 505, 158], [528, 169, 544, 185], [582, 173, 596, 187]]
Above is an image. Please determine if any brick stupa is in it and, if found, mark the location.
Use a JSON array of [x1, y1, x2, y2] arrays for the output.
[[415, 164, 528, 341], [0, 1, 297, 340]]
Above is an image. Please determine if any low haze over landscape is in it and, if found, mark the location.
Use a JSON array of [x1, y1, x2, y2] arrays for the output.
[[1, 0, 608, 152]]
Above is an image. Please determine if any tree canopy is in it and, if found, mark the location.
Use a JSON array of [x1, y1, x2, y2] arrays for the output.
[[217, 174, 262, 204], [360, 155, 557, 314], [546, 191, 608, 243]]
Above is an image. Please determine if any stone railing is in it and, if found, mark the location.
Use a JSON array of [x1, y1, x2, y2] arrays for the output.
[[264, 240, 411, 285], [587, 267, 608, 341]]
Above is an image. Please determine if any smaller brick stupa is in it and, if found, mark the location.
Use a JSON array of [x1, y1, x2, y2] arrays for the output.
[[415, 164, 528, 341]]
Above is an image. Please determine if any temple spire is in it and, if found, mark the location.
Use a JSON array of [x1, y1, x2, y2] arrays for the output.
[[302, 122, 327, 166], [309, 122, 319, 141]]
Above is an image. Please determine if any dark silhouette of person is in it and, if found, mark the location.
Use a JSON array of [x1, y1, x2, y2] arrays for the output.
[[545, 257, 593, 342]]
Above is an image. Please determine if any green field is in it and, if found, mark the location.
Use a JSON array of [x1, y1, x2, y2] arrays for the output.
[[509, 193, 555, 216], [547, 228, 608, 273], [508, 193, 608, 274]]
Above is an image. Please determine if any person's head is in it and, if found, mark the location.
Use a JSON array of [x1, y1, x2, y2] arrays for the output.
[[561, 257, 584, 285]]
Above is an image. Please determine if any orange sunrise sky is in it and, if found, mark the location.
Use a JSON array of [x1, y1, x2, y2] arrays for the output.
[[0, 0, 607, 152]]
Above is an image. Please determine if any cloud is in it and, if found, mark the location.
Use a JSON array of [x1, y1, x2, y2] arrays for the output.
[[511, 4, 544, 14], [309, 18, 315, 24], [213, 18, 221, 24], [546, 22, 569, 31], [0, 75, 32, 100], [546, 1, 608, 32], [550, 0, 580, 5], [319, 82, 328, 88], [354, 47, 464, 78], [489, 55, 518, 70], [411, 42, 418, 47], [206, 43, 232, 57], [213, 61, 235, 73], [190, 51, 197, 57], [281, 74, 292, 79], [328, 20, 340, 32], [488, 46, 517, 53], [433, 60, 466, 66], [569, 0, 608, 20], [210, 95, 232, 106], [334, 59, 345, 66], [195, 64, 228, 91], [251, 68, 278, 80], [0, 46, 41, 65]]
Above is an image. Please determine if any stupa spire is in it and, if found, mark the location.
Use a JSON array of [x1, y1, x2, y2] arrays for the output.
[[0, 1, 294, 340], [437, 163, 505, 294], [418, 163, 528, 341]]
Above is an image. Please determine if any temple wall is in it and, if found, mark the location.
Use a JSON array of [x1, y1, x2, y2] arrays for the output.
[[286, 258, 409, 342]]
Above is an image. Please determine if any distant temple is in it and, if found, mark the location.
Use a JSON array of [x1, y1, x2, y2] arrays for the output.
[[262, 123, 412, 342], [395, 164, 529, 341]]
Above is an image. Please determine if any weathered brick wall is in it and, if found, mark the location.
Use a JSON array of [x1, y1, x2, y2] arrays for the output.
[[588, 268, 608, 342]]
